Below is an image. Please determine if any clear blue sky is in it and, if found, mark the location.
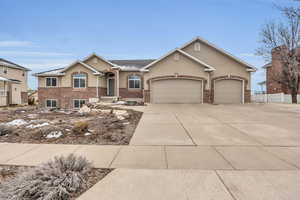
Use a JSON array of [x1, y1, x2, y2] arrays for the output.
[[0, 0, 298, 90]]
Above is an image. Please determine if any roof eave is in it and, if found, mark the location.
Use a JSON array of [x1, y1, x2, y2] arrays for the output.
[[246, 68, 257, 72], [142, 49, 216, 71]]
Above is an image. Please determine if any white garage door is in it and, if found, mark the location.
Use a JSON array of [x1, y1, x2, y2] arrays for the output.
[[214, 79, 243, 104], [151, 79, 202, 104]]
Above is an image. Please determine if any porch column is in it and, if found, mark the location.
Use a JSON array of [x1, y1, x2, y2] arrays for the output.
[[115, 70, 120, 97]]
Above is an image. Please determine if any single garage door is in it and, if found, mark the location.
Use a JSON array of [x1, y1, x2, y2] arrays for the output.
[[214, 79, 243, 104], [151, 79, 202, 103]]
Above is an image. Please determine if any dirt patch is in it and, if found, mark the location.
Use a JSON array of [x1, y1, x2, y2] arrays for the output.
[[0, 165, 112, 199], [0, 104, 142, 145]]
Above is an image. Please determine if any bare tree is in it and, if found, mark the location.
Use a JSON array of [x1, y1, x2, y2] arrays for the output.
[[256, 6, 300, 103]]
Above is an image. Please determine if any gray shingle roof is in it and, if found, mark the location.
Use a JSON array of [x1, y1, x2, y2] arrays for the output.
[[0, 58, 30, 71], [33, 68, 65, 76], [109, 59, 156, 71]]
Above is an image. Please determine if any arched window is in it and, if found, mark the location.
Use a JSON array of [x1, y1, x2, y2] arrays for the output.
[[73, 73, 87, 88], [128, 75, 141, 89]]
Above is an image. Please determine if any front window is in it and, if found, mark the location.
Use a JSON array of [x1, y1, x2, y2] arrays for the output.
[[73, 73, 86, 88], [73, 99, 86, 108], [128, 75, 141, 89], [46, 77, 57, 87], [46, 99, 57, 108]]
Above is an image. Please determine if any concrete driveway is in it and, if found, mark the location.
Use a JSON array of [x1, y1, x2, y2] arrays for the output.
[[130, 104, 300, 146]]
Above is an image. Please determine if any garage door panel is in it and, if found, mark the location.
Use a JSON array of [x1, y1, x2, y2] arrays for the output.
[[214, 79, 242, 104], [151, 79, 202, 104]]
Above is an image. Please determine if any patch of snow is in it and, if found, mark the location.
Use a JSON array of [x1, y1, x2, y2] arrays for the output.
[[65, 129, 71, 132], [123, 122, 130, 125], [116, 101, 126, 105], [6, 119, 28, 126], [26, 122, 49, 129], [84, 132, 92, 136], [46, 131, 63, 139]]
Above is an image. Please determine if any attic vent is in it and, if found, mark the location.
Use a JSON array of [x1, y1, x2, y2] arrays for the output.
[[174, 53, 180, 61], [93, 57, 98, 64], [194, 42, 201, 52]]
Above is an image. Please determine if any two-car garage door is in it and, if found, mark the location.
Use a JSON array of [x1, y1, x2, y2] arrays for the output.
[[151, 79, 202, 104]]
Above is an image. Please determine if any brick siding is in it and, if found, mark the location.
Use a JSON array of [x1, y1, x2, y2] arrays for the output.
[[119, 88, 143, 98], [38, 87, 107, 109]]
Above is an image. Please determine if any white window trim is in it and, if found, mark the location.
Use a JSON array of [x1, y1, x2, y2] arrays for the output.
[[73, 99, 87, 109], [45, 99, 58, 108], [45, 77, 58, 88], [128, 75, 141, 89], [73, 74, 87, 89]]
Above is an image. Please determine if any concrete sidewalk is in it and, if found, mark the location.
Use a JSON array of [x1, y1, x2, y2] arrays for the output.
[[1, 143, 300, 170], [78, 169, 300, 200]]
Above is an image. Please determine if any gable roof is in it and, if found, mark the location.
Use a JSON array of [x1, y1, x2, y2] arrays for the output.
[[180, 37, 257, 72], [0, 58, 30, 71], [141, 49, 215, 71], [83, 53, 119, 69], [61, 60, 103, 75]]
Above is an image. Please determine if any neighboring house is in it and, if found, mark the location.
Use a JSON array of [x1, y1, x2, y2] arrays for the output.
[[0, 58, 30, 106], [262, 48, 298, 95], [34, 37, 256, 109]]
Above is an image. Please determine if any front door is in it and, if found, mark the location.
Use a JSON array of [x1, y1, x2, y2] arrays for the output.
[[108, 78, 115, 96]]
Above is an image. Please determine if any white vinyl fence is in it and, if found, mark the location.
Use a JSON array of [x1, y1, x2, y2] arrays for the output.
[[252, 93, 300, 104]]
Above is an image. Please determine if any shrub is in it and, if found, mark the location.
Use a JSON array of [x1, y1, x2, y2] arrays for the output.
[[0, 154, 92, 200], [72, 121, 89, 135]]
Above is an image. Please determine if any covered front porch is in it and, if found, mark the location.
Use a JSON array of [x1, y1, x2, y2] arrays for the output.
[[100, 70, 120, 99]]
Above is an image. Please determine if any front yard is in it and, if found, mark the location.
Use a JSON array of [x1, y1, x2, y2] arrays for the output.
[[0, 103, 142, 145]]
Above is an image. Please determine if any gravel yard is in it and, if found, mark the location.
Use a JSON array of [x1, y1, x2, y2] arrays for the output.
[[0, 103, 142, 145]]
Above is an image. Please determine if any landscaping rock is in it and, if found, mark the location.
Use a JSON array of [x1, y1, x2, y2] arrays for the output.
[[79, 105, 91, 114]]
